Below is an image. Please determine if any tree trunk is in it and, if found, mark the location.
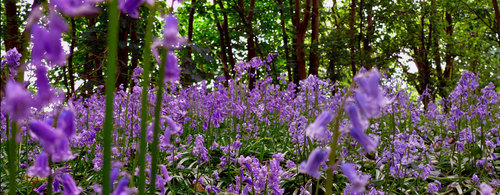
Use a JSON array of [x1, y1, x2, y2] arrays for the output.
[[218, 0, 235, 75], [183, 0, 196, 86], [362, 0, 373, 69], [308, 0, 320, 76], [294, 0, 312, 82], [214, 1, 230, 83], [4, 0, 20, 52], [277, 0, 292, 83], [68, 18, 76, 96], [444, 12, 454, 80], [237, 0, 257, 89], [116, 14, 129, 89], [349, 0, 356, 77], [493, 0, 500, 47], [129, 18, 139, 89]]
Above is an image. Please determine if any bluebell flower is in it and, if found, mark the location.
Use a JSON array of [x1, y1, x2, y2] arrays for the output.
[[345, 103, 377, 153], [305, 111, 333, 142], [112, 177, 129, 195], [60, 174, 82, 195], [164, 51, 180, 82], [299, 148, 328, 179], [341, 163, 370, 193], [5, 80, 33, 121], [51, 0, 99, 17], [119, 0, 143, 18], [27, 152, 51, 177]]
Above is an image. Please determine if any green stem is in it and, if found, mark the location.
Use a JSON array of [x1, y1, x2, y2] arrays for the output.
[[324, 87, 353, 195], [138, 4, 157, 194], [102, 0, 119, 194], [149, 49, 168, 194], [8, 122, 17, 195]]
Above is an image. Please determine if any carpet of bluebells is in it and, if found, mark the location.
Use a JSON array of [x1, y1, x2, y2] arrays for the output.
[[1, 1, 500, 195]]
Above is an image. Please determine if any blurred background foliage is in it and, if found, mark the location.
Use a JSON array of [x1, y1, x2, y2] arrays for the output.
[[1, 0, 499, 103]]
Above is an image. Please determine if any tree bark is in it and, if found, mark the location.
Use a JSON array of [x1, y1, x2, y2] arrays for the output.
[[349, 0, 356, 77], [237, 0, 257, 89], [362, 0, 373, 69], [116, 14, 129, 89], [129, 18, 139, 89], [68, 18, 76, 96], [493, 0, 500, 47], [183, 0, 196, 86], [218, 0, 235, 75], [277, 0, 292, 83], [308, 0, 320, 76], [214, 1, 231, 83], [294, 0, 312, 82]]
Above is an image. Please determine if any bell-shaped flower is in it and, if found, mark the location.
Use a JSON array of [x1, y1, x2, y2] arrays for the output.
[[119, 0, 143, 18], [341, 163, 370, 193], [164, 51, 180, 82], [51, 0, 100, 17], [112, 177, 129, 195], [27, 152, 51, 177], [60, 174, 83, 195], [299, 148, 329, 179], [163, 14, 187, 48], [31, 11, 68, 67], [305, 111, 333, 142], [4, 80, 33, 121], [354, 68, 387, 118], [58, 110, 76, 138], [29, 120, 75, 162], [345, 104, 377, 153]]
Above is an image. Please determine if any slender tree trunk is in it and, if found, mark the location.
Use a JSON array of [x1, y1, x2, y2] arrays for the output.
[[277, 0, 292, 83], [294, 0, 312, 82], [116, 14, 129, 89], [444, 12, 454, 80], [218, 0, 235, 75], [237, 0, 257, 89], [68, 18, 76, 96], [363, 0, 373, 69], [183, 0, 196, 86], [358, 0, 364, 68], [349, 0, 356, 77], [129, 18, 139, 89], [493, 0, 500, 47], [214, 1, 230, 83], [308, 0, 320, 76], [4, 0, 20, 52]]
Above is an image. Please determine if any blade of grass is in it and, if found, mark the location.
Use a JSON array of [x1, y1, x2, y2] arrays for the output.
[[138, 3, 157, 194], [102, 0, 119, 193]]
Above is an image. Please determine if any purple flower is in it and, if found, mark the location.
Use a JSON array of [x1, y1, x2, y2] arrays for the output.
[[164, 51, 180, 82], [4, 80, 33, 121], [427, 181, 440, 194], [29, 120, 74, 162], [305, 111, 334, 142], [27, 152, 51, 177], [341, 163, 370, 193], [346, 103, 377, 153], [480, 183, 494, 195], [299, 148, 328, 179], [119, 0, 143, 18], [31, 11, 68, 66], [51, 0, 100, 17], [2, 47, 22, 68], [60, 174, 82, 195], [354, 68, 386, 118], [58, 110, 76, 138], [110, 167, 120, 187], [34, 184, 47, 194], [35, 65, 55, 107], [162, 14, 186, 48], [112, 177, 129, 195]]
